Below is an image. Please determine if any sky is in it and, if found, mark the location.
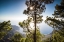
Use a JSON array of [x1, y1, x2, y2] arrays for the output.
[[0, 0, 61, 34]]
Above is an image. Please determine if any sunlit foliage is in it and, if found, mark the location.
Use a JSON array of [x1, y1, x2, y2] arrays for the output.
[[11, 33, 23, 42], [45, 0, 64, 42], [0, 21, 12, 40]]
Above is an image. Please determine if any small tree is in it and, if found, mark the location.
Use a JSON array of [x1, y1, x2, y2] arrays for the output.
[[0, 21, 12, 40], [11, 33, 23, 42]]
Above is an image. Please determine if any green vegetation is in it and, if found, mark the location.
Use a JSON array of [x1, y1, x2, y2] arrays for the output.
[[0, 20, 12, 40], [1, 0, 64, 42], [19, 17, 44, 42], [45, 0, 64, 42], [11, 33, 23, 42]]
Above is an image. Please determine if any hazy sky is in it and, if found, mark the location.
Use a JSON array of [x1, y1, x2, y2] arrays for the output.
[[0, 0, 61, 34]]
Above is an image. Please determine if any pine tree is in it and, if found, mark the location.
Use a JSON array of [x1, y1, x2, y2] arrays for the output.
[[52, 0, 64, 18], [23, 0, 54, 42], [0, 21, 12, 40], [11, 33, 23, 42], [45, 0, 64, 42], [19, 0, 54, 42]]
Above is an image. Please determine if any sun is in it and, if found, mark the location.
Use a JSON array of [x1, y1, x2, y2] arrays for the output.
[[30, 6, 33, 10]]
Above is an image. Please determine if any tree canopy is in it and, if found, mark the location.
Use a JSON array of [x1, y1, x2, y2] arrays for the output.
[[0, 21, 12, 40], [45, 0, 64, 42]]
